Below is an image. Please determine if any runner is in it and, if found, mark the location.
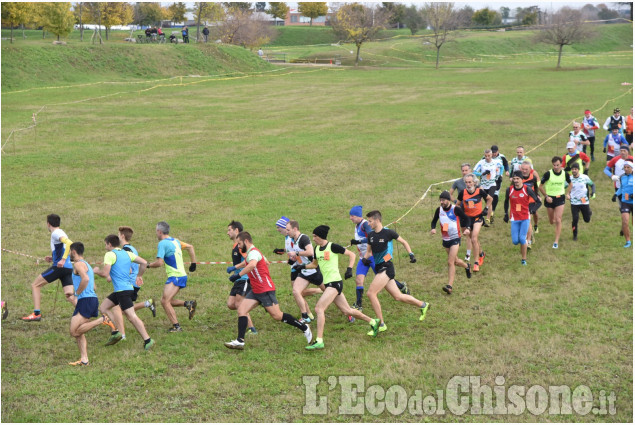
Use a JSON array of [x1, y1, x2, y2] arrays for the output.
[[93, 235, 154, 350], [520, 160, 541, 245], [539, 156, 571, 249], [566, 163, 595, 241], [473, 149, 500, 227], [603, 107, 626, 136], [569, 122, 589, 153], [299, 225, 376, 350], [457, 173, 493, 271], [430, 191, 471, 294], [626, 107, 633, 148], [363, 210, 429, 336], [286, 220, 324, 323], [509, 146, 533, 176], [604, 146, 633, 203], [614, 161, 634, 248], [67, 242, 110, 366], [224, 232, 312, 350], [449, 165, 474, 262], [349, 205, 409, 312], [503, 171, 541, 265], [148, 221, 198, 332], [603, 126, 629, 161], [582, 109, 600, 161], [562, 141, 591, 176], [489, 146, 509, 223], [22, 214, 75, 321], [225, 220, 257, 334]]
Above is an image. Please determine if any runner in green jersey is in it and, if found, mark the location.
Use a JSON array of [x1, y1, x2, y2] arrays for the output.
[[296, 225, 376, 350]]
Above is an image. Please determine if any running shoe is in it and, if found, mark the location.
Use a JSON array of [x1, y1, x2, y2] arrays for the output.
[[305, 340, 324, 350], [301, 317, 312, 324], [479, 252, 485, 266], [624, 241, 632, 248], [68, 359, 89, 366], [148, 299, 156, 317], [1, 301, 7, 320], [527, 241, 532, 250], [186, 300, 197, 320], [620, 230, 624, 236], [101, 315, 116, 331], [473, 263, 480, 272], [483, 218, 490, 227], [351, 303, 362, 312], [465, 265, 471, 279], [399, 281, 410, 295], [377, 323, 387, 333], [367, 318, 380, 337], [443, 285, 453, 294], [552, 242, 558, 249], [169, 325, 183, 332], [534, 225, 539, 234], [307, 312, 315, 320], [490, 213, 495, 224], [224, 339, 245, 350], [464, 255, 471, 263], [247, 327, 258, 335], [348, 315, 355, 323], [419, 303, 430, 321], [21, 312, 41, 322], [303, 325, 313, 343], [521, 259, 527, 266], [591, 154, 595, 161], [144, 338, 155, 351], [573, 233, 578, 241], [105, 331, 123, 346]]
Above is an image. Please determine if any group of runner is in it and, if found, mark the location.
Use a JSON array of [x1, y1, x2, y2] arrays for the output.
[[431, 107, 633, 295], [8, 107, 633, 360]]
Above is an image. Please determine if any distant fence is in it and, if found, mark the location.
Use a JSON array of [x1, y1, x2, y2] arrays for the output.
[[265, 53, 287, 63]]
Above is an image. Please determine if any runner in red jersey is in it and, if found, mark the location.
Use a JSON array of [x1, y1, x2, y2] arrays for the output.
[[224, 231, 312, 350], [504, 171, 541, 265]]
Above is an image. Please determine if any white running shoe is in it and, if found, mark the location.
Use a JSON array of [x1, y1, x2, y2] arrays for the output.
[[224, 339, 245, 350], [303, 325, 313, 343]]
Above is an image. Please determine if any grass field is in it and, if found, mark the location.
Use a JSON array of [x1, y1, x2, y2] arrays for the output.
[[1, 24, 633, 422]]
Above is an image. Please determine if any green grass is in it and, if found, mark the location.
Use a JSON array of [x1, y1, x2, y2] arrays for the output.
[[1, 23, 633, 422]]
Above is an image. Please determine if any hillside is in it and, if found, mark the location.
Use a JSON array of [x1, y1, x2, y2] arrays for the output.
[[1, 43, 273, 91]]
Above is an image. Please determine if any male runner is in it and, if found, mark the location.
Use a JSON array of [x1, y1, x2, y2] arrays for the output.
[[287, 220, 323, 323], [225, 220, 257, 334], [457, 173, 492, 271], [473, 149, 500, 226], [94, 235, 154, 350], [224, 232, 312, 350], [603, 107, 626, 136], [449, 163, 473, 203], [566, 163, 595, 241], [539, 156, 571, 249], [299, 225, 376, 350], [430, 191, 471, 294], [68, 242, 110, 365], [22, 214, 75, 321], [509, 146, 533, 176], [349, 205, 409, 311], [603, 126, 629, 161], [582, 109, 600, 161], [605, 146, 633, 204], [569, 122, 589, 153], [614, 161, 634, 248], [363, 210, 429, 336], [562, 141, 591, 176], [490, 145, 509, 222], [148, 221, 197, 332], [520, 160, 541, 245], [503, 171, 541, 265]]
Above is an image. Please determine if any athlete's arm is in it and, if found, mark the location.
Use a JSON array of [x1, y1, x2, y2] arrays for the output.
[[503, 187, 511, 215], [396, 236, 413, 256], [58, 236, 73, 268], [430, 207, 440, 233], [181, 241, 197, 271], [565, 182, 573, 199], [588, 180, 596, 198], [74, 261, 89, 296], [454, 206, 469, 229], [238, 259, 258, 276], [603, 117, 611, 131], [131, 255, 148, 286], [604, 164, 614, 179], [93, 264, 111, 280], [359, 222, 372, 243]]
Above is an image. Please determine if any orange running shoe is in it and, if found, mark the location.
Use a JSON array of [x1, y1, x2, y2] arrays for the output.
[[68, 359, 89, 366], [473, 263, 480, 272], [21, 312, 41, 321], [479, 252, 485, 266], [101, 314, 116, 331]]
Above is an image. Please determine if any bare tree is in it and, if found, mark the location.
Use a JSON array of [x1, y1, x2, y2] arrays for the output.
[[218, 7, 274, 50], [423, 2, 456, 69], [535, 7, 595, 68], [331, 3, 388, 66]]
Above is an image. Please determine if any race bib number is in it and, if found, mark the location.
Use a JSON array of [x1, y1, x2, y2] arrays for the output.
[[625, 194, 630, 200], [581, 197, 587, 203], [516, 204, 522, 212], [468, 201, 475, 209], [324, 251, 330, 261], [442, 223, 449, 232], [383, 253, 392, 262]]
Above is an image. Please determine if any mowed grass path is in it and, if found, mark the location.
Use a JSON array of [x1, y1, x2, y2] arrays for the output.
[[1, 49, 633, 421]]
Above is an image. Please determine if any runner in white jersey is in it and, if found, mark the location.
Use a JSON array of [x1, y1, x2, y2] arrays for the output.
[[509, 146, 533, 177], [582, 109, 600, 161], [569, 122, 589, 153], [566, 163, 595, 241], [286, 220, 323, 323], [430, 191, 471, 295], [473, 149, 499, 226]]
